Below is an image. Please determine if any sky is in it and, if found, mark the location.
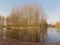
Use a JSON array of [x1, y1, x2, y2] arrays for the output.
[[0, 0, 60, 24]]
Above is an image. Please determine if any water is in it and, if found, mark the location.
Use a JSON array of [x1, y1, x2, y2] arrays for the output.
[[0, 27, 60, 42], [47, 27, 60, 42], [0, 28, 6, 39], [3, 28, 6, 39]]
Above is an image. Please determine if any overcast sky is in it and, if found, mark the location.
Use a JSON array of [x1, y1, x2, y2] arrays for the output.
[[0, 0, 60, 24]]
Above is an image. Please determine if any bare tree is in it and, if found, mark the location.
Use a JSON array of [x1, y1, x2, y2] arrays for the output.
[[6, 4, 47, 42]]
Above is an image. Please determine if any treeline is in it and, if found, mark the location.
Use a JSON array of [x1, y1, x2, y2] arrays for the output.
[[55, 21, 60, 28], [0, 4, 47, 28], [0, 4, 47, 42], [6, 4, 47, 27], [48, 21, 60, 28]]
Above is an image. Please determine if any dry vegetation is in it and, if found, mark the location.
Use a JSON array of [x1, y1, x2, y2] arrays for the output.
[[0, 4, 47, 43], [55, 21, 60, 28], [6, 4, 47, 42]]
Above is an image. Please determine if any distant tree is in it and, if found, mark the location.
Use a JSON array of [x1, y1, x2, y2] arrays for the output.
[[55, 21, 60, 28]]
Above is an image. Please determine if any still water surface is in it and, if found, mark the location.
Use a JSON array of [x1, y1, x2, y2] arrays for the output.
[[0, 27, 60, 42], [47, 27, 60, 42]]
